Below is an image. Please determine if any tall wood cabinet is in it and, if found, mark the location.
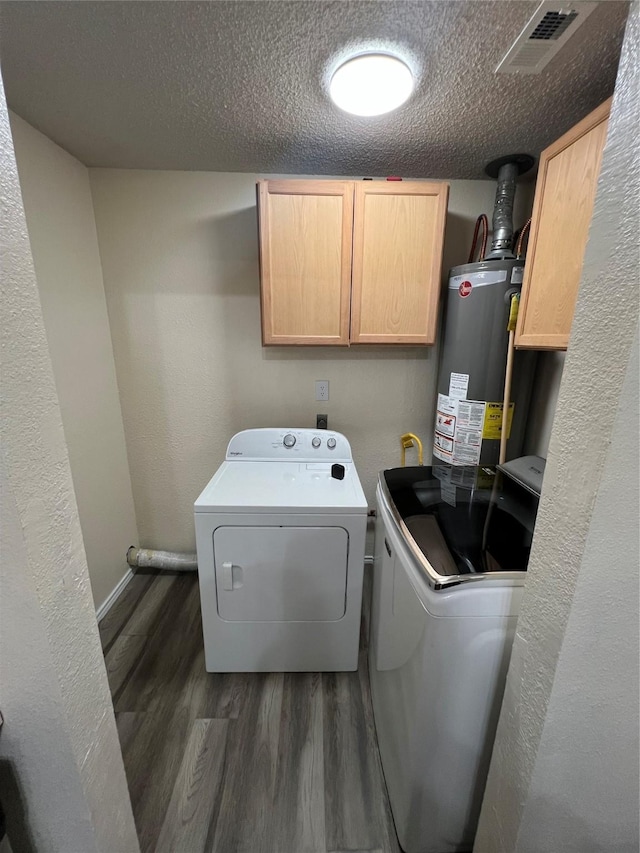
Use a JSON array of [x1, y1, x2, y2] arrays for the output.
[[257, 179, 449, 346], [515, 98, 611, 350]]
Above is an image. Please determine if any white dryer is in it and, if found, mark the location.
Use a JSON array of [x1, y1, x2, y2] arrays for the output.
[[194, 428, 367, 672]]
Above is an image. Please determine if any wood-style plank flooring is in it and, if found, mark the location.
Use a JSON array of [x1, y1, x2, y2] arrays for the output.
[[100, 570, 401, 853]]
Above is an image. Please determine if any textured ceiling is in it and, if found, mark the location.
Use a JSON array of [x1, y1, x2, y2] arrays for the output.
[[0, 1, 629, 178]]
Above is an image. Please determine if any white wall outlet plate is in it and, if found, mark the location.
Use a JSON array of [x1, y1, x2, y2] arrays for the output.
[[315, 380, 329, 402]]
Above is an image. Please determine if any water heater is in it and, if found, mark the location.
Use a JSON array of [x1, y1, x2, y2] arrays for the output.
[[433, 155, 537, 467]]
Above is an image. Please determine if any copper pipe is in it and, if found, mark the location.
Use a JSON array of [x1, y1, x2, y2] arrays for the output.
[[479, 213, 488, 260], [516, 218, 532, 258], [468, 214, 489, 263], [468, 216, 481, 264]]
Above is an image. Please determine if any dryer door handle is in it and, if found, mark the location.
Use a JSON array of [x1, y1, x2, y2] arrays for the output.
[[221, 561, 244, 591], [221, 561, 234, 591]]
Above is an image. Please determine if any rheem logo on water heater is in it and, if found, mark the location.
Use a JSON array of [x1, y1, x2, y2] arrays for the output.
[[459, 280, 473, 298]]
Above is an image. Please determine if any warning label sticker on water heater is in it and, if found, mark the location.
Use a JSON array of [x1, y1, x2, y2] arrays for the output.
[[448, 372, 469, 399], [435, 410, 456, 438], [434, 393, 486, 466], [483, 402, 515, 440]]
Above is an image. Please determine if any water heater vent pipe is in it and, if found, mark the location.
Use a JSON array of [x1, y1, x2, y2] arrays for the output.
[[484, 153, 535, 260]]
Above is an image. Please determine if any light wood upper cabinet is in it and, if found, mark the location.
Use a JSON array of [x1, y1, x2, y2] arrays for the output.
[[350, 181, 449, 345], [515, 98, 611, 350], [257, 178, 449, 346], [258, 180, 353, 345]]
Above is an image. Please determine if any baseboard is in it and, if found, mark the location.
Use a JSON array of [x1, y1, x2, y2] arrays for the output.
[[96, 567, 134, 622]]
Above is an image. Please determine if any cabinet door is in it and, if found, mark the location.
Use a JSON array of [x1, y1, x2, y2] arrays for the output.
[[350, 181, 449, 345], [515, 99, 610, 350], [258, 180, 353, 345]]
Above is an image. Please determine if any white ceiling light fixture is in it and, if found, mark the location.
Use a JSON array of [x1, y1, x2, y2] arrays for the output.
[[329, 53, 414, 117]]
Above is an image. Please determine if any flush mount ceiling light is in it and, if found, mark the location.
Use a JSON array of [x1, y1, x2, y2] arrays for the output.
[[329, 53, 414, 117]]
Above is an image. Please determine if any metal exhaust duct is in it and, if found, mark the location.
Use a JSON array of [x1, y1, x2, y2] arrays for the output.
[[485, 154, 535, 259]]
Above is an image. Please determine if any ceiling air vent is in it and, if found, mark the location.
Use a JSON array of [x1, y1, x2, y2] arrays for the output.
[[496, 1, 598, 75]]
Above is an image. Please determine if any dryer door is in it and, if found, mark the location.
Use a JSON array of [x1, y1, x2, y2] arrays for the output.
[[213, 526, 349, 622]]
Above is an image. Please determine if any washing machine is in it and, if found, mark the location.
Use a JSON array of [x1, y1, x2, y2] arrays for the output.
[[370, 462, 541, 853], [194, 428, 367, 672]]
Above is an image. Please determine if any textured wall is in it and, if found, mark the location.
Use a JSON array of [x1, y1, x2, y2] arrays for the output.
[[90, 170, 532, 551], [0, 79, 139, 852], [517, 325, 639, 851], [9, 112, 138, 608], [0, 464, 98, 850], [475, 5, 639, 850]]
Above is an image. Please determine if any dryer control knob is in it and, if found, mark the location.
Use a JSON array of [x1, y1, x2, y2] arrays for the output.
[[312, 437, 321, 448], [283, 433, 296, 448], [327, 437, 337, 449]]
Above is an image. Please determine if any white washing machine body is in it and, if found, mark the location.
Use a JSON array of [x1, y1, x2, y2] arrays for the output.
[[194, 428, 367, 672], [370, 467, 539, 853]]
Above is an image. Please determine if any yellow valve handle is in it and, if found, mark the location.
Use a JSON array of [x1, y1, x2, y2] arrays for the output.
[[507, 293, 520, 332], [400, 433, 424, 467]]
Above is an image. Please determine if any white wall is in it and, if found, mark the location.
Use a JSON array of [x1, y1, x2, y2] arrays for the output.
[[89, 170, 533, 551], [9, 112, 138, 607], [476, 6, 639, 849], [0, 78, 139, 853]]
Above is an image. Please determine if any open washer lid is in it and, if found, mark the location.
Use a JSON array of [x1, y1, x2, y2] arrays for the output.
[[380, 463, 540, 589]]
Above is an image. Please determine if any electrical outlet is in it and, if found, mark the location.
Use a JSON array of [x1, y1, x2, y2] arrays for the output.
[[315, 380, 329, 402]]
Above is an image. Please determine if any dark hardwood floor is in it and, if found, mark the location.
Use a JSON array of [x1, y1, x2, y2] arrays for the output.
[[100, 570, 401, 853]]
